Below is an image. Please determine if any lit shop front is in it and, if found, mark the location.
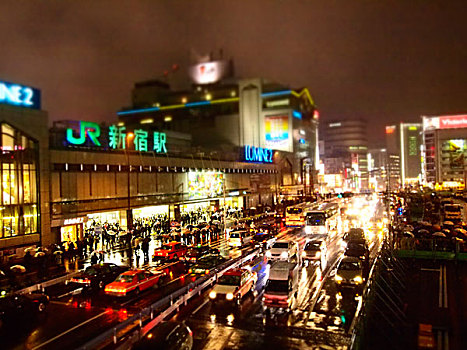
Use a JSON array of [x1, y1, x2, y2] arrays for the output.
[[60, 217, 86, 244]]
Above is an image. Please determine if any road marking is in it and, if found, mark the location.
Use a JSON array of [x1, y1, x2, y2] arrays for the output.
[[193, 298, 209, 315], [438, 265, 443, 308], [31, 310, 109, 349], [442, 265, 448, 309], [421, 268, 441, 272]]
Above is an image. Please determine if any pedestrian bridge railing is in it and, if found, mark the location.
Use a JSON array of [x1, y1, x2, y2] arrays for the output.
[[394, 237, 467, 261]]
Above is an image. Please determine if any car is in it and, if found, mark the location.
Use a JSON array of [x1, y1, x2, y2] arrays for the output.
[[132, 321, 193, 350], [104, 269, 166, 297], [342, 228, 366, 249], [335, 256, 365, 287], [153, 241, 188, 261], [180, 246, 220, 264], [251, 233, 276, 250], [302, 239, 326, 266], [188, 254, 227, 275], [209, 268, 257, 304], [344, 241, 370, 262], [266, 240, 300, 264], [69, 263, 127, 291], [228, 229, 253, 247], [0, 292, 49, 329]]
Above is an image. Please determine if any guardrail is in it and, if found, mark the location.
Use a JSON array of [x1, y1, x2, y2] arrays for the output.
[[17, 270, 81, 294], [394, 238, 467, 261], [78, 249, 261, 350]]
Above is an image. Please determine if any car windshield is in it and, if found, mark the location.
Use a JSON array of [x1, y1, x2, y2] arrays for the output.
[[115, 274, 134, 283], [305, 242, 321, 251], [230, 233, 241, 238], [306, 213, 325, 226], [347, 243, 365, 251], [339, 261, 361, 270], [287, 208, 302, 214], [265, 280, 289, 293], [186, 248, 202, 255], [272, 242, 289, 249], [218, 275, 241, 286], [161, 244, 174, 250], [444, 205, 460, 212], [84, 266, 99, 275]]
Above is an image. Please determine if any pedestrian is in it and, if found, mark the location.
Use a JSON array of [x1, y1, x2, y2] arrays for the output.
[[90, 252, 98, 265], [142, 237, 150, 262]]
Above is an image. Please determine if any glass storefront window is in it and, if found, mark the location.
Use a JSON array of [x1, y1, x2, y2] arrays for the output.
[[0, 123, 39, 239]]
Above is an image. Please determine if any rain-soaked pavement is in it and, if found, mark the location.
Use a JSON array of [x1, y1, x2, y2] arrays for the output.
[[1, 196, 386, 350]]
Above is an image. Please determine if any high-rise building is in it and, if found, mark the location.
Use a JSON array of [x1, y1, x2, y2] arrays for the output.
[[422, 114, 467, 189], [322, 119, 368, 190]]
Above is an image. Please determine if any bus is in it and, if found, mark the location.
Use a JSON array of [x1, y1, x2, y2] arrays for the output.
[[305, 202, 341, 236], [285, 202, 318, 227]]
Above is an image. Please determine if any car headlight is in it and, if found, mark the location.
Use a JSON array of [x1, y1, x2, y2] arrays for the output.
[[209, 291, 217, 299], [302, 251, 307, 257], [305, 226, 311, 234], [354, 276, 363, 284], [335, 275, 343, 282], [266, 251, 272, 258], [315, 251, 321, 258], [226, 293, 234, 300], [280, 251, 288, 259]]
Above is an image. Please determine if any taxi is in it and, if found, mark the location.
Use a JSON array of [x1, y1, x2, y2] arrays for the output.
[[209, 267, 257, 304], [104, 269, 165, 297], [152, 241, 188, 261]]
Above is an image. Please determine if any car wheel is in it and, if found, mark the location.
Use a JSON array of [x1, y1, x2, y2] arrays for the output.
[[98, 280, 104, 289], [250, 283, 255, 293], [37, 302, 47, 312], [135, 288, 140, 295], [173, 254, 178, 261]]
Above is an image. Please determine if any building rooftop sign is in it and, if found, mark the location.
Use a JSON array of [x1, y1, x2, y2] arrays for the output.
[[0, 80, 41, 109], [65, 120, 167, 153], [423, 114, 467, 130]]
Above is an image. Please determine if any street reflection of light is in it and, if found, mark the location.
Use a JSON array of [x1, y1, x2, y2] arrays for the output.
[[210, 314, 216, 323], [147, 333, 153, 339], [227, 314, 234, 325], [316, 266, 322, 281], [169, 271, 173, 278], [336, 293, 342, 300]]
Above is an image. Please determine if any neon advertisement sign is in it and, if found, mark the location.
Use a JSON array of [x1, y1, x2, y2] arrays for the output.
[[0, 81, 41, 109], [244, 145, 274, 163], [65, 121, 167, 153]]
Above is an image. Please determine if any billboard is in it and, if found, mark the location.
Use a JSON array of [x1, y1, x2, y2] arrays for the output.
[[188, 172, 224, 199], [188, 60, 230, 85], [264, 115, 291, 152], [423, 114, 467, 130], [443, 139, 466, 169], [0, 80, 41, 109]]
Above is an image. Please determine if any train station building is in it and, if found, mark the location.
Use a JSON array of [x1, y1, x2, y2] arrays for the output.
[[0, 67, 319, 258]]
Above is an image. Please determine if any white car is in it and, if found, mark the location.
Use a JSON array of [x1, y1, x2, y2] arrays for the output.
[[209, 268, 257, 304], [266, 240, 299, 264]]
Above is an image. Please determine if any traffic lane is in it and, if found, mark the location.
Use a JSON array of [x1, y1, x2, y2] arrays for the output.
[[0, 300, 120, 350], [20, 245, 255, 350], [307, 231, 383, 333]]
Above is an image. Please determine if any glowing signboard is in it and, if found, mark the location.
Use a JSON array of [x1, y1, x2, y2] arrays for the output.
[[0, 80, 41, 109], [423, 114, 467, 130], [188, 172, 224, 199], [188, 60, 230, 84], [264, 115, 291, 152], [65, 121, 167, 153], [244, 145, 274, 163]]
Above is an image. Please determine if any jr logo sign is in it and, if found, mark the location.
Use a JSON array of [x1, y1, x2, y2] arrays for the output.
[[66, 121, 102, 146]]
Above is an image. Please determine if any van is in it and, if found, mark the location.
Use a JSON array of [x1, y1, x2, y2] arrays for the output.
[[263, 261, 299, 310], [266, 240, 299, 264], [228, 229, 252, 248]]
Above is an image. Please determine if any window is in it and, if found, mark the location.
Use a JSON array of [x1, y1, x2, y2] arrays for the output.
[[0, 123, 39, 239]]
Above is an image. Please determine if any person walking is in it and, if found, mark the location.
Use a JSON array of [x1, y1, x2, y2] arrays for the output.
[[142, 237, 150, 262]]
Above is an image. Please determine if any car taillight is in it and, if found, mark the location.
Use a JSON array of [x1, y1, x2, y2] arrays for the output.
[[205, 269, 209, 274], [188, 269, 192, 273]]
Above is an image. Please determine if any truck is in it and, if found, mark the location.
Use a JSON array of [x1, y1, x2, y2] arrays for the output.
[[263, 261, 299, 311]]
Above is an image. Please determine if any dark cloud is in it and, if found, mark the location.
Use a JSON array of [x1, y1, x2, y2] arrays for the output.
[[0, 1, 466, 143]]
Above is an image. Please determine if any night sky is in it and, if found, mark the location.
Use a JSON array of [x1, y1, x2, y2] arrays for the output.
[[1, 1, 466, 144]]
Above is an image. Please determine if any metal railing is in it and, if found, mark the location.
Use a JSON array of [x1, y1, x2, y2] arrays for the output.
[[394, 237, 467, 261], [78, 249, 261, 350]]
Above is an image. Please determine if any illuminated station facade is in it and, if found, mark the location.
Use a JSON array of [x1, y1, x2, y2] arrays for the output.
[[0, 66, 318, 255]]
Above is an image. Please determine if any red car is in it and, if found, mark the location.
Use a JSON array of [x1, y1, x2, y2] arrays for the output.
[[153, 241, 188, 261], [104, 269, 165, 297]]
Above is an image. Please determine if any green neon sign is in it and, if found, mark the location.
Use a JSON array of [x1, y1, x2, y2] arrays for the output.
[[66, 121, 101, 146]]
